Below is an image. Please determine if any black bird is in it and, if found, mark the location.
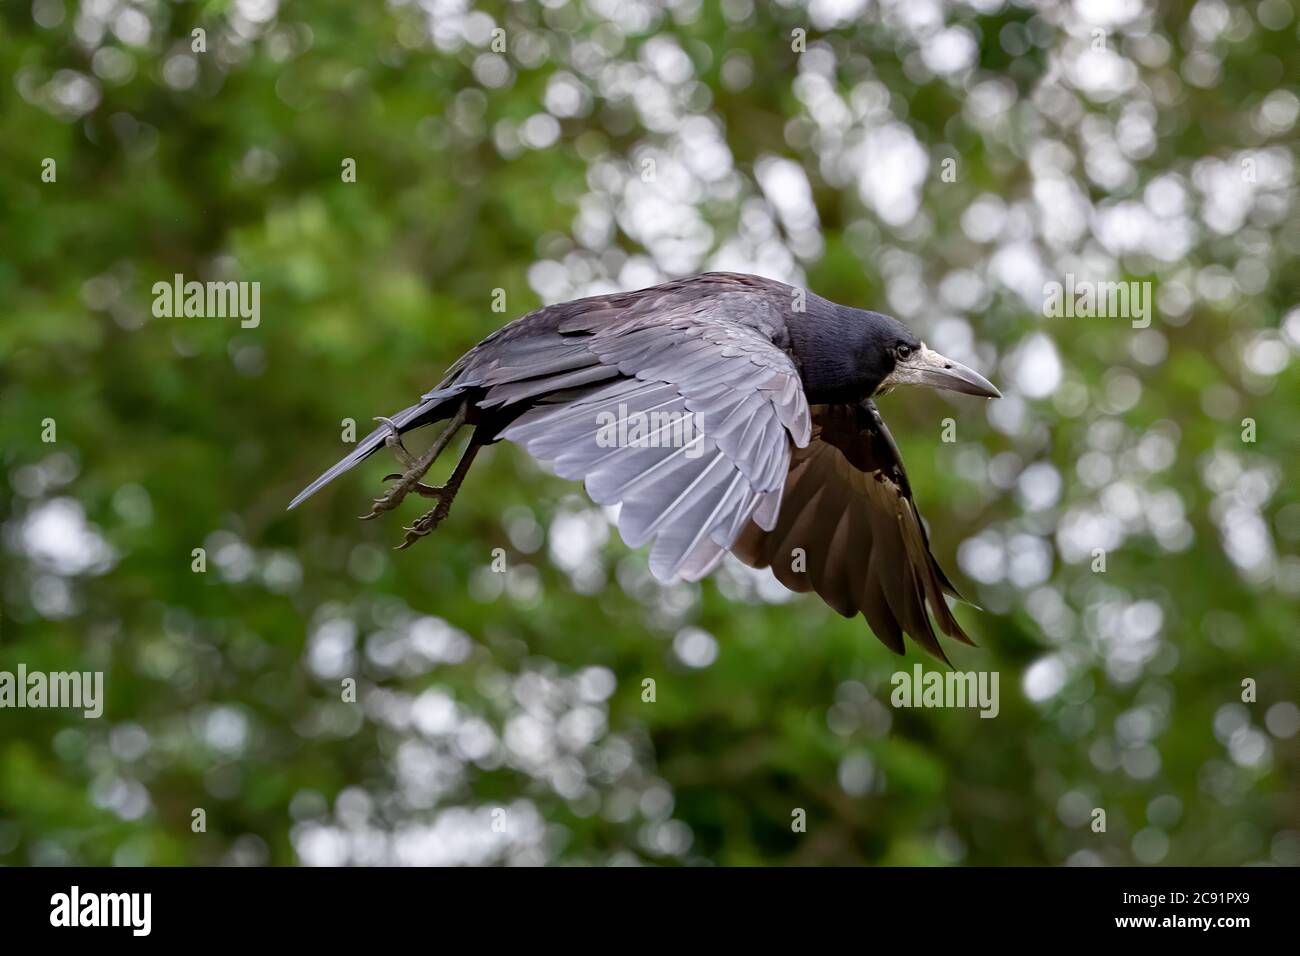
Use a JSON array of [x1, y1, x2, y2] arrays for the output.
[[289, 273, 1000, 659]]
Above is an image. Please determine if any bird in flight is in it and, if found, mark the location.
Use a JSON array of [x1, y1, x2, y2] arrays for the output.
[[289, 273, 1000, 659]]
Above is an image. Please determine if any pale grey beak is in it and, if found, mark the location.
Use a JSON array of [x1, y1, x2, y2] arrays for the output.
[[885, 344, 1002, 399]]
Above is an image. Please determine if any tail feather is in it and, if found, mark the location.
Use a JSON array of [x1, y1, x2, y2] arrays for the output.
[[287, 387, 465, 510]]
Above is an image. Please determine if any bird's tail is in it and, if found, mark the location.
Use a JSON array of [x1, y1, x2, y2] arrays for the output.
[[287, 386, 466, 510]]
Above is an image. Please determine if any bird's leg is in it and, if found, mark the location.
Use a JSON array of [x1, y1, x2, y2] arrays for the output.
[[395, 436, 483, 550], [358, 401, 467, 521]]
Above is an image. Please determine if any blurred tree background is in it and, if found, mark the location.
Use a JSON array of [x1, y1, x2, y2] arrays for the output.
[[1, 0, 1297, 866]]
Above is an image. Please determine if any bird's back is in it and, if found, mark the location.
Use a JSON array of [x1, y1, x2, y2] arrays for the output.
[[438, 272, 798, 392]]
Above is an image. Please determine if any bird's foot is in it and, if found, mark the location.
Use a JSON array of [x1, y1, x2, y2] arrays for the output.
[[357, 472, 440, 521], [361, 473, 454, 549], [355, 401, 473, 543], [396, 493, 454, 550], [356, 417, 433, 521]]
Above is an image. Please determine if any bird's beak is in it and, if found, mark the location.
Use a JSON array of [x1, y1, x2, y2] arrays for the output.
[[888, 344, 1002, 399]]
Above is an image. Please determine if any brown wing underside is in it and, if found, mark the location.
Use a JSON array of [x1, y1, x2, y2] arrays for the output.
[[731, 401, 973, 661]]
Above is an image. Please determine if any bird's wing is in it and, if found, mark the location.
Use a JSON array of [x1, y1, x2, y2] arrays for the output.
[[730, 401, 973, 660], [501, 298, 811, 583], [288, 274, 804, 513]]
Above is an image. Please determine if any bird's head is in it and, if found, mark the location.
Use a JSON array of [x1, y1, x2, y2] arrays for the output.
[[870, 318, 1002, 401], [788, 300, 1001, 404]]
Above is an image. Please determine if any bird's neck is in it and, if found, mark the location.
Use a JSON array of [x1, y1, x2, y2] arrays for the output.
[[785, 299, 878, 404]]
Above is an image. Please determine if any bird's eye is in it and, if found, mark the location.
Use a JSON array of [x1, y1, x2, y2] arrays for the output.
[[896, 344, 912, 360]]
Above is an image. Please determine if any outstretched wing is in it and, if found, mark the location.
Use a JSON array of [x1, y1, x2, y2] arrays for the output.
[[731, 401, 973, 660], [288, 273, 806, 519], [500, 280, 811, 583]]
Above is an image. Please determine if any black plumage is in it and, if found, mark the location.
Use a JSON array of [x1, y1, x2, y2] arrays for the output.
[[289, 272, 1001, 659]]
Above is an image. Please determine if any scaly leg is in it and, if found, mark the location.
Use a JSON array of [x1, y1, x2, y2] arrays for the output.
[[359, 401, 467, 520], [396, 436, 484, 550]]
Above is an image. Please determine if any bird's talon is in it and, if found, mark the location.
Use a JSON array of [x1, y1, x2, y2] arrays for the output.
[[392, 503, 451, 549], [375, 416, 416, 469], [395, 516, 436, 549], [358, 483, 408, 519]]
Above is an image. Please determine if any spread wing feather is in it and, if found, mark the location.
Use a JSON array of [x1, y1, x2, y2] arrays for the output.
[[731, 401, 973, 661], [502, 306, 811, 582]]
